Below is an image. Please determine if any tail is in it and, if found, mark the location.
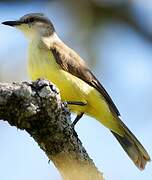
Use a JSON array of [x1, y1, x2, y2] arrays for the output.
[[111, 117, 150, 170]]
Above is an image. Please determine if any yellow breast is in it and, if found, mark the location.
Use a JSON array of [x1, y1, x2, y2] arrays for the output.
[[27, 40, 122, 133], [28, 41, 92, 113]]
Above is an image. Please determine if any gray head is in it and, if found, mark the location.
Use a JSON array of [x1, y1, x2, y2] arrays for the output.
[[2, 13, 55, 39]]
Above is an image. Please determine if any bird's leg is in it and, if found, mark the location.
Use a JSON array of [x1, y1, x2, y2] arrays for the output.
[[65, 101, 86, 127], [66, 101, 87, 106], [72, 113, 84, 127]]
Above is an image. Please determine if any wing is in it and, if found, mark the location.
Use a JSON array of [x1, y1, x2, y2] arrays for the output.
[[51, 41, 120, 116]]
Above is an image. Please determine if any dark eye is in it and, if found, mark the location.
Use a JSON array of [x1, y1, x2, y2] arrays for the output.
[[24, 17, 35, 24], [29, 17, 35, 23]]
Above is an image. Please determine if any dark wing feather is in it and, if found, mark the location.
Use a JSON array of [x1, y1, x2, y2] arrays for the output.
[[51, 42, 120, 116]]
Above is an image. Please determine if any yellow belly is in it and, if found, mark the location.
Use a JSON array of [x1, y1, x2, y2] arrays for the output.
[[28, 43, 122, 134]]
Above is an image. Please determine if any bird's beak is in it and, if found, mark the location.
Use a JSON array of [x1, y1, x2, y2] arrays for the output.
[[2, 20, 22, 27]]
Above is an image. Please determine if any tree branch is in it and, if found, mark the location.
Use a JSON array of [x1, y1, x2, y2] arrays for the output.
[[0, 79, 104, 180]]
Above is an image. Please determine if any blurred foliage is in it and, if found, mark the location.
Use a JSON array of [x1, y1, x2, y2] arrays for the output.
[[1, 0, 152, 80], [0, 1, 152, 180], [0, 0, 152, 42], [64, 0, 152, 43], [0, 0, 152, 89]]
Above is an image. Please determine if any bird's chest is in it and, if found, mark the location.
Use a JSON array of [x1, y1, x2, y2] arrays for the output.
[[28, 42, 85, 101], [27, 41, 91, 114], [28, 42, 61, 82]]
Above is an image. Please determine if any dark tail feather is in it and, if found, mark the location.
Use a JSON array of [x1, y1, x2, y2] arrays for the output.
[[111, 118, 150, 170]]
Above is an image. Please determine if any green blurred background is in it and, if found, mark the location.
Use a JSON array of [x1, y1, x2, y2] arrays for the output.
[[0, 0, 152, 180]]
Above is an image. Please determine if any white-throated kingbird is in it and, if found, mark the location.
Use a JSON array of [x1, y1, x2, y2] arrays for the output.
[[2, 13, 150, 170]]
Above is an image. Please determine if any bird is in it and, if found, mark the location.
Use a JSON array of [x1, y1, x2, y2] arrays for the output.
[[2, 13, 150, 170]]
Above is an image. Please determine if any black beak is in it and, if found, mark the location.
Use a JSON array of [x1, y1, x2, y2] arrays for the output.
[[2, 20, 22, 27]]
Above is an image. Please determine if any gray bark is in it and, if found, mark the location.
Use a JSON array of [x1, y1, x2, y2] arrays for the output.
[[0, 79, 104, 180]]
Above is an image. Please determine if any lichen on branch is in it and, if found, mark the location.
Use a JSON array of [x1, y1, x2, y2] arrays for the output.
[[0, 79, 104, 180]]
